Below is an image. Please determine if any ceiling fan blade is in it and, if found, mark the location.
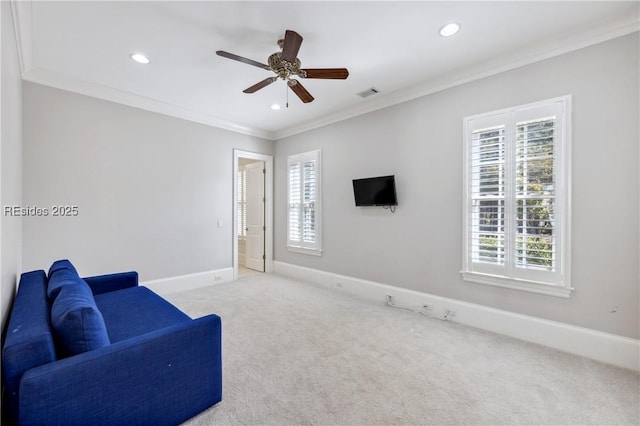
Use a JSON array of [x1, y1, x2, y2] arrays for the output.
[[243, 77, 278, 93], [288, 79, 314, 103], [281, 30, 303, 63], [216, 50, 269, 70], [300, 68, 349, 79]]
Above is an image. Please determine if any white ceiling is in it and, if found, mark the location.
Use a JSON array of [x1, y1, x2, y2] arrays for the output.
[[11, 1, 640, 140]]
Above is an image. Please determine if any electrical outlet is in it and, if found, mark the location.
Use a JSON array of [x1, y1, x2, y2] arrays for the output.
[[422, 303, 433, 311], [336, 282, 343, 288], [214, 276, 222, 281], [385, 294, 393, 305], [443, 309, 455, 320]]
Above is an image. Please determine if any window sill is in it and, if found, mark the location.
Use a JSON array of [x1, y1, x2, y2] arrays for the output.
[[460, 271, 573, 298], [287, 246, 323, 256]]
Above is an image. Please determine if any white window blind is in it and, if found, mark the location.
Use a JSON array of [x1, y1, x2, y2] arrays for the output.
[[287, 150, 322, 254], [462, 97, 571, 297], [470, 125, 506, 267], [288, 162, 302, 243], [237, 169, 247, 238], [515, 117, 556, 272]]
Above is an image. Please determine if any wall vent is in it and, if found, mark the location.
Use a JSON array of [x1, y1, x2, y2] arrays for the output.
[[357, 87, 380, 98]]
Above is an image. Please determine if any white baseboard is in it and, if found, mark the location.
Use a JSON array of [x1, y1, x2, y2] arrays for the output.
[[274, 261, 640, 372], [142, 267, 233, 296]]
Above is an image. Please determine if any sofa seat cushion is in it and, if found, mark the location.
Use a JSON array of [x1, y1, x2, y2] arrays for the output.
[[95, 286, 191, 343], [51, 280, 111, 357]]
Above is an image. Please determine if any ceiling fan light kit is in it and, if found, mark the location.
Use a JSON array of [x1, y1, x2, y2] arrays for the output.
[[216, 30, 349, 104]]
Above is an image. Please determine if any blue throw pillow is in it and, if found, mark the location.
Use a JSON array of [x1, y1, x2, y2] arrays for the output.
[[50, 280, 110, 357], [48, 259, 78, 277], [47, 259, 82, 301]]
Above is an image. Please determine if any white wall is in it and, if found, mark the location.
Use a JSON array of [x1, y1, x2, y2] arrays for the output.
[[22, 83, 273, 282], [1, 1, 23, 328], [275, 33, 639, 339]]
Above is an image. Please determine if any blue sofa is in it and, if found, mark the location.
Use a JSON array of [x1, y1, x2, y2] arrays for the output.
[[2, 260, 222, 426]]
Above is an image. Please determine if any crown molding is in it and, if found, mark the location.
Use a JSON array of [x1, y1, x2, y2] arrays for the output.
[[10, 0, 33, 76], [273, 15, 640, 140], [10, 0, 639, 142], [22, 67, 276, 140], [11, 0, 275, 140]]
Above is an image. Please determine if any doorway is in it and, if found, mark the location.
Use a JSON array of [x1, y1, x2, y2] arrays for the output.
[[233, 150, 273, 280]]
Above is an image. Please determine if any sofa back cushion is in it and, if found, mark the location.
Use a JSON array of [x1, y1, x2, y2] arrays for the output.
[[48, 258, 78, 276], [51, 280, 111, 357], [47, 259, 81, 301]]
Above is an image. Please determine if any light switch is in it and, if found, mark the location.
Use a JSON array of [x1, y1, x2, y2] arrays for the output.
[[217, 219, 223, 228]]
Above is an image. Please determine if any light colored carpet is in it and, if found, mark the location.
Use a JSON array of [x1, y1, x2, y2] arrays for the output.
[[165, 273, 639, 426]]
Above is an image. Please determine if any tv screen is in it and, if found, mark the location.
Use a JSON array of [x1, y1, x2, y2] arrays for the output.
[[352, 175, 398, 206]]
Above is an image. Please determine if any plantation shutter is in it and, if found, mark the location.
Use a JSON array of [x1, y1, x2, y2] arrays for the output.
[[288, 162, 302, 243], [515, 117, 556, 272], [470, 124, 506, 270], [302, 160, 316, 243], [237, 169, 247, 238], [287, 150, 322, 253], [463, 98, 569, 294]]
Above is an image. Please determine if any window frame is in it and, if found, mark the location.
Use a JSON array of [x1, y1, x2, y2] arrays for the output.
[[461, 96, 572, 298], [287, 149, 322, 255]]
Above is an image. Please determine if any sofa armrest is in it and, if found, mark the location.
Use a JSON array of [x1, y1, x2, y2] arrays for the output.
[[83, 271, 138, 295], [19, 315, 222, 426]]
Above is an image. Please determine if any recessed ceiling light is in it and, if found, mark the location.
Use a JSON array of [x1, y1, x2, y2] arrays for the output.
[[130, 53, 150, 64], [439, 22, 460, 37], [270, 104, 281, 110]]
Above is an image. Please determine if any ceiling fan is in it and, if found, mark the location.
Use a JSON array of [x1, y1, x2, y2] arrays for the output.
[[216, 30, 349, 104]]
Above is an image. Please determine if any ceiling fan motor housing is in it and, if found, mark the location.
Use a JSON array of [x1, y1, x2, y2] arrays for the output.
[[268, 52, 303, 80]]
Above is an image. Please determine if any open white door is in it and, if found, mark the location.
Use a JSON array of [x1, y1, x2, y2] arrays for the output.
[[245, 161, 265, 272]]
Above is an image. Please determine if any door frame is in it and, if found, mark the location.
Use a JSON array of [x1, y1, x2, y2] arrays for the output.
[[233, 149, 273, 279]]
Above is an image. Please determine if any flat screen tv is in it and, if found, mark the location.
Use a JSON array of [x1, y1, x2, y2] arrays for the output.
[[352, 175, 398, 206]]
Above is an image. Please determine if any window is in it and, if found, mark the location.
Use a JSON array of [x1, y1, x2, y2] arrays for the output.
[[287, 150, 322, 254], [237, 169, 246, 239], [462, 96, 572, 297]]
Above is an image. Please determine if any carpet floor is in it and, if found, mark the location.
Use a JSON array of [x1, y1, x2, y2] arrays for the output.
[[164, 273, 639, 426]]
